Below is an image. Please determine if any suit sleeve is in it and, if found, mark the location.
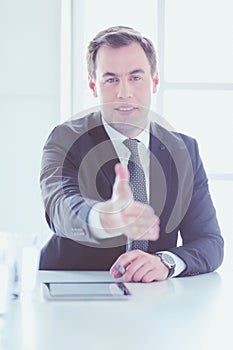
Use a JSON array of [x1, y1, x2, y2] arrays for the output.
[[40, 125, 101, 245], [168, 138, 224, 276]]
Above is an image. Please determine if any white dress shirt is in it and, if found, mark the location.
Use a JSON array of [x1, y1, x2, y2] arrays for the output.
[[88, 119, 186, 277]]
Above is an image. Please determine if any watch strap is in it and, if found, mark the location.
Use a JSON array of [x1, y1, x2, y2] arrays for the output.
[[156, 252, 175, 278]]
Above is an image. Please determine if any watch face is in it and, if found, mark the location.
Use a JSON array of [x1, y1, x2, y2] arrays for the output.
[[157, 253, 176, 278], [162, 253, 175, 266], [157, 253, 175, 268]]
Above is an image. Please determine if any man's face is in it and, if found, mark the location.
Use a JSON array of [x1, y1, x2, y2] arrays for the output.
[[89, 42, 158, 137]]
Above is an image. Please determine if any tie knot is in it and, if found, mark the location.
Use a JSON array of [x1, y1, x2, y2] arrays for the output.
[[123, 138, 139, 156]]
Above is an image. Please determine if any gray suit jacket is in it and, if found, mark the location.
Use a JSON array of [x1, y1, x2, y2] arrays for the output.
[[39, 112, 224, 275]]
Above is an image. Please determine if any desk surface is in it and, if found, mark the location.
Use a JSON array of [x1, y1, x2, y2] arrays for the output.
[[1, 269, 232, 350]]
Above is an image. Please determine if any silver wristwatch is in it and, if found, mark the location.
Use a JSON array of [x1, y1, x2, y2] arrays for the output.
[[156, 252, 176, 278]]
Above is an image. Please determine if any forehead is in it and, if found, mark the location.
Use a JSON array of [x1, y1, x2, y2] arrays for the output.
[[95, 42, 151, 75]]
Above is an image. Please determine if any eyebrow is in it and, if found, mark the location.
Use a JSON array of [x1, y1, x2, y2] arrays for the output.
[[102, 69, 145, 78]]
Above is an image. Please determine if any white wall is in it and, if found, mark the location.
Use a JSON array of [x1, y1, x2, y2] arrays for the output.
[[1, 0, 232, 267], [0, 0, 61, 242]]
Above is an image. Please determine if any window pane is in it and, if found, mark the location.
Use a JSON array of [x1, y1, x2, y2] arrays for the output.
[[82, 0, 157, 48], [164, 0, 233, 83], [163, 90, 233, 173], [72, 0, 158, 114]]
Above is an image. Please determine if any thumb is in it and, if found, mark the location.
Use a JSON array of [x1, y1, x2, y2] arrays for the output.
[[113, 163, 132, 201], [115, 162, 129, 182]]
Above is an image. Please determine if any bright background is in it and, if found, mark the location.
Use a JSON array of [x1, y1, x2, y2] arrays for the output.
[[1, 0, 232, 269]]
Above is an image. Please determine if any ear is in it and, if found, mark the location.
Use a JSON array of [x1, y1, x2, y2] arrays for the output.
[[88, 76, 98, 97], [152, 72, 159, 94]]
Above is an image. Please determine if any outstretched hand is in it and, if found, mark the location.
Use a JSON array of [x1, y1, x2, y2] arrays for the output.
[[98, 163, 160, 241]]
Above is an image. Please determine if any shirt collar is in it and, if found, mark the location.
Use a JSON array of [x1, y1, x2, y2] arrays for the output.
[[102, 117, 150, 149]]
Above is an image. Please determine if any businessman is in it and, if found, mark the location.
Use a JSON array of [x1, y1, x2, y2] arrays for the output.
[[39, 26, 224, 282]]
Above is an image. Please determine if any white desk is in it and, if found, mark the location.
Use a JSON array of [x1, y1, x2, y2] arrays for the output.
[[1, 269, 232, 350]]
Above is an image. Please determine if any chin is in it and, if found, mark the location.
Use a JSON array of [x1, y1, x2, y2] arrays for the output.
[[111, 121, 145, 137]]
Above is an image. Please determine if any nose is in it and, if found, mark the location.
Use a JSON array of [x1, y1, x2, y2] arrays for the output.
[[116, 80, 132, 99]]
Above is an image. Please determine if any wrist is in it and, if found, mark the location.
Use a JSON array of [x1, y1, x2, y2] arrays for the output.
[[156, 252, 176, 278]]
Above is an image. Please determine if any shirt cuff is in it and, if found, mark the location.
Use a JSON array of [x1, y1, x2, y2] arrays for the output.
[[88, 204, 122, 239], [156, 250, 186, 277]]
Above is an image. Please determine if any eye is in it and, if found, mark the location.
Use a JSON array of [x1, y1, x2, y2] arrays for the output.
[[130, 75, 141, 81], [105, 77, 119, 84]]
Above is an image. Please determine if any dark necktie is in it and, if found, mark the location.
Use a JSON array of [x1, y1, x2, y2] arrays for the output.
[[123, 138, 149, 252]]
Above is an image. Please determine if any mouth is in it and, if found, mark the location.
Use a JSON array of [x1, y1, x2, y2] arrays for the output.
[[114, 105, 138, 113]]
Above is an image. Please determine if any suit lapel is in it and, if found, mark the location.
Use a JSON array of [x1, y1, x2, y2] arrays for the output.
[[149, 122, 172, 217], [149, 123, 173, 252], [87, 112, 120, 190]]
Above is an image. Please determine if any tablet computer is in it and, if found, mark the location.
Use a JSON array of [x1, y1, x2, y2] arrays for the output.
[[42, 281, 131, 300]]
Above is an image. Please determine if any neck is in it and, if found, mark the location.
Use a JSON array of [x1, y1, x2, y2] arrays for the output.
[[104, 121, 149, 138]]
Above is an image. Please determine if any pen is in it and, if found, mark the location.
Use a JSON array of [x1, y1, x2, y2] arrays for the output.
[[117, 264, 126, 275]]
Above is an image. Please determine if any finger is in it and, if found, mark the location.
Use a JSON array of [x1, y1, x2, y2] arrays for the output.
[[131, 263, 158, 283], [113, 164, 132, 202], [110, 251, 138, 278], [123, 255, 149, 282], [139, 219, 160, 240], [123, 215, 160, 240], [123, 201, 155, 217], [110, 260, 131, 278], [110, 268, 122, 279], [142, 269, 165, 282], [123, 211, 159, 229], [121, 202, 156, 223]]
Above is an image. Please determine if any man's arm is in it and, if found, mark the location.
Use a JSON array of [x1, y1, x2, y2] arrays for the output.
[[109, 136, 224, 282], [40, 124, 101, 245], [167, 137, 224, 276], [40, 124, 159, 246]]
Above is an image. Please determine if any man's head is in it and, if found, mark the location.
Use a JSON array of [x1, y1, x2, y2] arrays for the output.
[[87, 26, 159, 137], [87, 26, 157, 81]]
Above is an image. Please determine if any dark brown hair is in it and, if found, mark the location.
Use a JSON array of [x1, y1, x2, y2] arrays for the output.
[[86, 26, 157, 80]]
